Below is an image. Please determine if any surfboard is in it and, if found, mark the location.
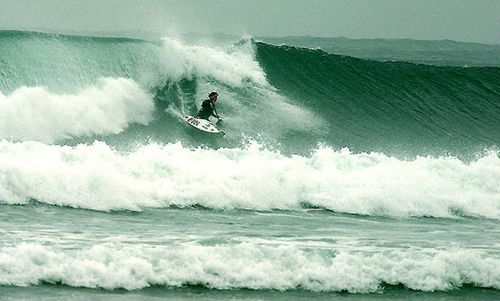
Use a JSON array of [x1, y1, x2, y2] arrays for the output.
[[185, 115, 225, 135]]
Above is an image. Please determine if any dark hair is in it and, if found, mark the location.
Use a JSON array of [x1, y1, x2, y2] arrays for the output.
[[209, 92, 218, 97]]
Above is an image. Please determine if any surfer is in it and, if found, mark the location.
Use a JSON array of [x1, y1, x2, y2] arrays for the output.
[[197, 92, 221, 121]]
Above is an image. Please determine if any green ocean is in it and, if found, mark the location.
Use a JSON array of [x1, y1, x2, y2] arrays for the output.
[[0, 30, 499, 300]]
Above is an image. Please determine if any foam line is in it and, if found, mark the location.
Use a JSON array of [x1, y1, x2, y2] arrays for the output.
[[0, 141, 498, 219], [1, 242, 498, 292]]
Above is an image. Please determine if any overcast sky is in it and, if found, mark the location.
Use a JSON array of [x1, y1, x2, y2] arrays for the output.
[[0, 0, 498, 44]]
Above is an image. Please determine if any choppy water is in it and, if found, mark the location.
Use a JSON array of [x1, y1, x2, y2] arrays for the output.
[[0, 30, 499, 300]]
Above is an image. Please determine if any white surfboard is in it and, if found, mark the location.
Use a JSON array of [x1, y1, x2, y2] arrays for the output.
[[185, 115, 224, 135]]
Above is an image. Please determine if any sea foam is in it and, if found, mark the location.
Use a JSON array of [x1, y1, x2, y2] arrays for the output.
[[0, 242, 498, 292], [0, 78, 154, 143], [0, 140, 498, 219]]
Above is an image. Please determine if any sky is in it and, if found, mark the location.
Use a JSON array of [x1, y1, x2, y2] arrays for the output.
[[0, 0, 499, 44]]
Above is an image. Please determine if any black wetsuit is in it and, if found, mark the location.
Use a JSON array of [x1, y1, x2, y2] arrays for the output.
[[197, 99, 217, 120]]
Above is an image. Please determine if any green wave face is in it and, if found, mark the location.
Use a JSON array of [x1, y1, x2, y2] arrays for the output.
[[255, 42, 500, 156], [1, 31, 498, 157]]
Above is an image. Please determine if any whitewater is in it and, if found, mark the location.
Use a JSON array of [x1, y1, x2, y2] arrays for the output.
[[0, 30, 499, 300]]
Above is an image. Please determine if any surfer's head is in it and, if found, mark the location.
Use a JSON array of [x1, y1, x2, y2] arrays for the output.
[[209, 91, 218, 101]]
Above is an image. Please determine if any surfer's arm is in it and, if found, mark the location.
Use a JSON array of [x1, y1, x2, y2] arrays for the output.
[[211, 104, 220, 118]]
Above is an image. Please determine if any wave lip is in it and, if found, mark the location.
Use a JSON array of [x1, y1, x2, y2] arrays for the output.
[[1, 242, 499, 292], [159, 37, 268, 87], [0, 78, 154, 143], [0, 141, 498, 219]]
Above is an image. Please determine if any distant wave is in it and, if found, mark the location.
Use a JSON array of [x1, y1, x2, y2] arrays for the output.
[[259, 36, 500, 67], [1, 242, 499, 292], [0, 140, 498, 219]]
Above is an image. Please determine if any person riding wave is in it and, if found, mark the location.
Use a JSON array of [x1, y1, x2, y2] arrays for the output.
[[197, 92, 221, 121]]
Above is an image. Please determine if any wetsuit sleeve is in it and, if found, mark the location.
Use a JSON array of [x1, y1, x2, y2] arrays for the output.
[[211, 103, 218, 117]]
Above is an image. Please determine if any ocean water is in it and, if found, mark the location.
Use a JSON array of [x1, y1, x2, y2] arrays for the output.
[[0, 30, 499, 300], [259, 36, 500, 67]]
